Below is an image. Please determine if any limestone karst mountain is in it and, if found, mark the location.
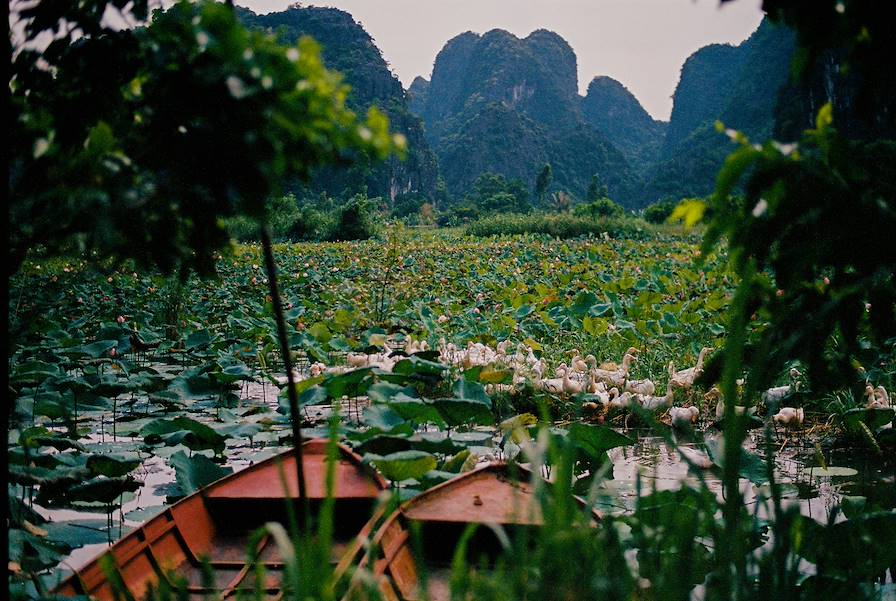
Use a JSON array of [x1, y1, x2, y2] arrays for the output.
[[237, 5, 439, 202]]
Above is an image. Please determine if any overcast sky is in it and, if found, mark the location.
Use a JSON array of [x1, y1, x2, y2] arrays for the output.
[[236, 0, 765, 121]]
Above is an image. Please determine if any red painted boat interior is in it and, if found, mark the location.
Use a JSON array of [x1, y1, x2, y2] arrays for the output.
[[53, 441, 386, 601]]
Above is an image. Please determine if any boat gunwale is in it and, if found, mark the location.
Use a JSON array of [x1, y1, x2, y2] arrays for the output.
[[350, 461, 603, 600], [52, 438, 388, 598]]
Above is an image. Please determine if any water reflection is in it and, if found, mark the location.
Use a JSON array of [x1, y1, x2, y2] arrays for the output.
[[33, 376, 895, 586]]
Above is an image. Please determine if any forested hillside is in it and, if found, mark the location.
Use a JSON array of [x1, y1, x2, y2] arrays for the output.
[[236, 5, 439, 202], [581, 76, 667, 176], [643, 19, 796, 203]]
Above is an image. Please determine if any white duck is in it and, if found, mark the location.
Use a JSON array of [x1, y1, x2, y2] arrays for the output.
[[590, 385, 615, 407], [625, 378, 656, 396], [772, 407, 804, 426], [761, 385, 792, 405], [679, 446, 714, 469], [668, 347, 714, 390], [608, 390, 634, 411], [535, 366, 567, 394], [569, 350, 590, 374], [588, 379, 609, 395], [530, 357, 548, 380], [638, 387, 674, 412], [715, 400, 750, 420], [616, 347, 640, 365], [670, 406, 700, 429], [347, 352, 370, 368], [865, 384, 891, 409], [563, 370, 592, 395], [592, 353, 638, 388], [309, 362, 327, 377]]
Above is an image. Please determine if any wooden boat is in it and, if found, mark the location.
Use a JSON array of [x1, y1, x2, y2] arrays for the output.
[[353, 462, 600, 601], [53, 439, 388, 601]]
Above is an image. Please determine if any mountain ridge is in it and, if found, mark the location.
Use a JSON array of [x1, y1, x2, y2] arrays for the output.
[[414, 28, 639, 205]]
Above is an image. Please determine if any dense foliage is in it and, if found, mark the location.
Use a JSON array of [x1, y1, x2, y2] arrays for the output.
[[224, 192, 382, 243], [9, 0, 400, 276], [700, 0, 896, 394], [7, 1, 896, 600], [8, 229, 895, 599], [642, 198, 680, 224], [573, 197, 625, 219], [466, 212, 651, 239]]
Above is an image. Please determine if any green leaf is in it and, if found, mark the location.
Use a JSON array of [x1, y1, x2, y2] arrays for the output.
[[669, 199, 707, 228], [321, 367, 373, 399], [170, 451, 233, 495], [43, 520, 130, 548], [843, 407, 895, 431], [355, 434, 413, 456], [568, 423, 634, 459], [367, 382, 419, 404], [392, 356, 448, 378], [364, 450, 437, 483], [185, 330, 213, 350], [141, 417, 227, 453], [478, 366, 513, 384], [213, 361, 255, 384], [806, 466, 858, 478], [432, 398, 494, 427], [86, 454, 141, 478], [569, 291, 599, 317], [361, 405, 407, 430], [76, 340, 118, 359], [10, 360, 63, 385], [452, 379, 492, 405], [63, 476, 142, 504], [8, 529, 70, 572]]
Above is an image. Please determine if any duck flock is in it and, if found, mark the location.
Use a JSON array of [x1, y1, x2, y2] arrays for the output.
[[292, 336, 895, 432]]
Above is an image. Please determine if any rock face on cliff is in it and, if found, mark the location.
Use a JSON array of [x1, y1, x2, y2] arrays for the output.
[[407, 76, 430, 120], [413, 29, 637, 205], [643, 19, 796, 203], [236, 5, 438, 201], [581, 76, 667, 174]]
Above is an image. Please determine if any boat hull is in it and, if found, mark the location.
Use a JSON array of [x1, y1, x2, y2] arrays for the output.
[[53, 439, 387, 601], [353, 463, 600, 601]]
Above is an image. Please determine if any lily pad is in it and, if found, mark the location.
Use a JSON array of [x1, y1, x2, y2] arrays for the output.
[[170, 450, 233, 495], [364, 450, 437, 483], [432, 398, 494, 427]]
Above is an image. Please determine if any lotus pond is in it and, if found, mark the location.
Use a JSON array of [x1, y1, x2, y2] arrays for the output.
[[8, 229, 895, 598]]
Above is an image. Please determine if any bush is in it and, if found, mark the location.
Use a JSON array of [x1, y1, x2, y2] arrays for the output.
[[642, 198, 679, 224], [391, 193, 426, 220], [222, 215, 260, 242], [223, 193, 301, 242], [468, 172, 531, 214], [573, 197, 624, 219], [288, 206, 335, 241], [466, 212, 651, 240], [328, 194, 379, 241]]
